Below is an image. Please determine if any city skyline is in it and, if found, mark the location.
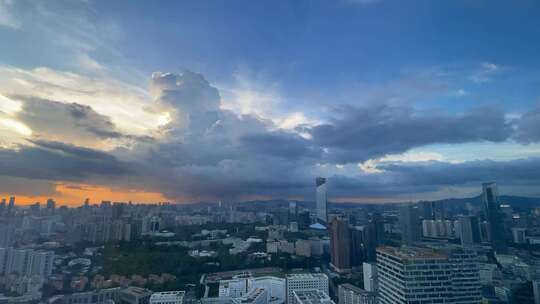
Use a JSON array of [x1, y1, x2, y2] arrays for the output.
[[2, 1, 540, 204]]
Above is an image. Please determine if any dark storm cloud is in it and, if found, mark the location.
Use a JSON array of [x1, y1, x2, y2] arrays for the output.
[[239, 132, 321, 159], [4, 70, 540, 201], [309, 105, 512, 163], [0, 140, 135, 181], [329, 157, 540, 197], [514, 106, 540, 144]]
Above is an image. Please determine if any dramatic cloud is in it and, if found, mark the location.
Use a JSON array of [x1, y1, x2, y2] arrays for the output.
[[0, 140, 135, 182], [131, 71, 315, 200], [11, 96, 128, 147], [514, 106, 540, 144], [0, 66, 159, 135], [330, 157, 540, 199], [1, 70, 540, 202], [309, 104, 512, 163]]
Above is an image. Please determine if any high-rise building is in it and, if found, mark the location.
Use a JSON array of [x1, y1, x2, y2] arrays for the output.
[[363, 222, 379, 262], [512, 227, 527, 244], [46, 198, 56, 215], [338, 284, 377, 304], [350, 226, 365, 269], [315, 177, 327, 224], [298, 211, 311, 229], [370, 213, 385, 245], [0, 248, 8, 275], [482, 182, 507, 253], [289, 201, 298, 221], [0, 248, 55, 277], [399, 203, 421, 245], [419, 201, 445, 220], [29, 250, 54, 277], [350, 224, 378, 265], [286, 273, 329, 304], [457, 216, 481, 246], [0, 222, 15, 248], [6, 248, 32, 276], [533, 280, 540, 304], [329, 217, 351, 273], [377, 246, 481, 304], [362, 263, 378, 292], [7, 196, 15, 215], [112, 202, 126, 220]]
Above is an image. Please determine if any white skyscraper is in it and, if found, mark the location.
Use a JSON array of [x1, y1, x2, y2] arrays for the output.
[[286, 273, 329, 304], [377, 246, 481, 304], [315, 177, 327, 224], [362, 263, 378, 292]]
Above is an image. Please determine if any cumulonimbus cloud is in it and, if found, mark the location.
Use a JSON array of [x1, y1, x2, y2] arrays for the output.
[[1, 70, 540, 202]]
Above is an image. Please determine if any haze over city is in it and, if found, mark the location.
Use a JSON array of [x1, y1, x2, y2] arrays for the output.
[[1, 1, 540, 205], [5, 2, 540, 304]]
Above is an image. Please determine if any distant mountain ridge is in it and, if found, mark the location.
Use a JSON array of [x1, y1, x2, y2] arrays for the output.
[[230, 195, 540, 212]]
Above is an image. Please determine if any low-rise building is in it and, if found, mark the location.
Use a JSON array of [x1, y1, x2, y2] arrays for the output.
[[292, 290, 334, 304], [286, 274, 329, 304], [150, 291, 185, 304], [338, 284, 376, 304]]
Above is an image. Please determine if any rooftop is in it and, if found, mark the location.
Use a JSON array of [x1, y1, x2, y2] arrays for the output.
[[377, 246, 447, 261], [338, 284, 374, 295], [287, 273, 327, 279], [293, 290, 334, 304]]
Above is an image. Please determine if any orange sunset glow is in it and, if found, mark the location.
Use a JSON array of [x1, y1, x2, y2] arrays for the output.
[[1, 183, 169, 206]]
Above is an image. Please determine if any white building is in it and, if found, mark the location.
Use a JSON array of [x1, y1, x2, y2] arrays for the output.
[[422, 219, 455, 238], [293, 290, 334, 304], [0, 248, 54, 278], [512, 227, 527, 244], [150, 291, 185, 304], [286, 274, 328, 304], [338, 284, 376, 304], [422, 220, 437, 238], [234, 288, 268, 304], [248, 276, 286, 304], [361, 263, 377, 292], [220, 278, 249, 298], [377, 246, 481, 304]]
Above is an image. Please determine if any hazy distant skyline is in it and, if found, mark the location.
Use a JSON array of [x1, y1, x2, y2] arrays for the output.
[[1, 0, 540, 204]]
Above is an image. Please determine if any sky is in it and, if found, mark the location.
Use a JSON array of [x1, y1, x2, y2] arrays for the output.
[[1, 0, 540, 205]]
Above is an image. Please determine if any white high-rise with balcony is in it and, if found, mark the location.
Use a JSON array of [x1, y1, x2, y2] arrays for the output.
[[377, 246, 481, 304]]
